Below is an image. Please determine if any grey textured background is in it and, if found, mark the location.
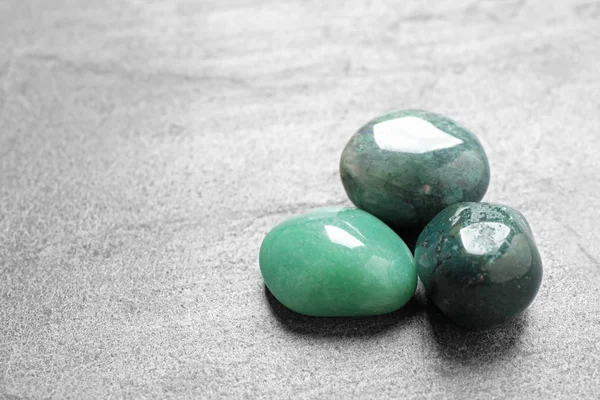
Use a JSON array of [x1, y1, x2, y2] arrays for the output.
[[1, 0, 600, 398]]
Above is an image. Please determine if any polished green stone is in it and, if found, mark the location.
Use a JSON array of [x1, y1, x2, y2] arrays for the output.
[[415, 202, 543, 329], [340, 109, 490, 229], [259, 207, 417, 317]]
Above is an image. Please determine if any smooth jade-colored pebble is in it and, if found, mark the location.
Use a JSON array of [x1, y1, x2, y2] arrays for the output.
[[340, 109, 490, 229], [259, 207, 417, 317], [415, 202, 543, 329]]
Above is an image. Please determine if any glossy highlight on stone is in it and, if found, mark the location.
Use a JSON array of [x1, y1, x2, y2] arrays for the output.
[[259, 207, 417, 317], [340, 110, 490, 228], [415, 202, 543, 329]]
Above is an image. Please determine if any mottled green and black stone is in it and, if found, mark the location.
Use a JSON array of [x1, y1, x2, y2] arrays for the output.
[[415, 202, 543, 329], [340, 110, 490, 228]]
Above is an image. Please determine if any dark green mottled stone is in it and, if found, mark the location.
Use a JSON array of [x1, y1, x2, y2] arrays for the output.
[[415, 202, 543, 329], [259, 207, 417, 317], [340, 110, 490, 228]]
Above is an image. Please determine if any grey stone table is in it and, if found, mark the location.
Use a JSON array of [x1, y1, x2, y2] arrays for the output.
[[1, 0, 599, 398]]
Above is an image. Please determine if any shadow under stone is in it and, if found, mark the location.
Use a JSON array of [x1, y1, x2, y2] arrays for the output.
[[264, 285, 423, 338], [425, 300, 527, 365], [392, 225, 425, 253]]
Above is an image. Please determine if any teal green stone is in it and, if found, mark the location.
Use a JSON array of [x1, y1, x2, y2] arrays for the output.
[[340, 109, 490, 229], [259, 207, 417, 317], [415, 202, 543, 329]]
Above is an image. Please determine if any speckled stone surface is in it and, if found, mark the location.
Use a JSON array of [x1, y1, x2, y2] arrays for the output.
[[415, 203, 543, 329], [340, 110, 490, 228], [260, 207, 416, 316]]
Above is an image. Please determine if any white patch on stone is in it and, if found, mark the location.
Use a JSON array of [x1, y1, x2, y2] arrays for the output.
[[373, 116, 464, 154]]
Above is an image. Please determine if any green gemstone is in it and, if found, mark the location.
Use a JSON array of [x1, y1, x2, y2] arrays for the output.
[[415, 202, 543, 329], [259, 207, 417, 317], [340, 109, 490, 229]]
